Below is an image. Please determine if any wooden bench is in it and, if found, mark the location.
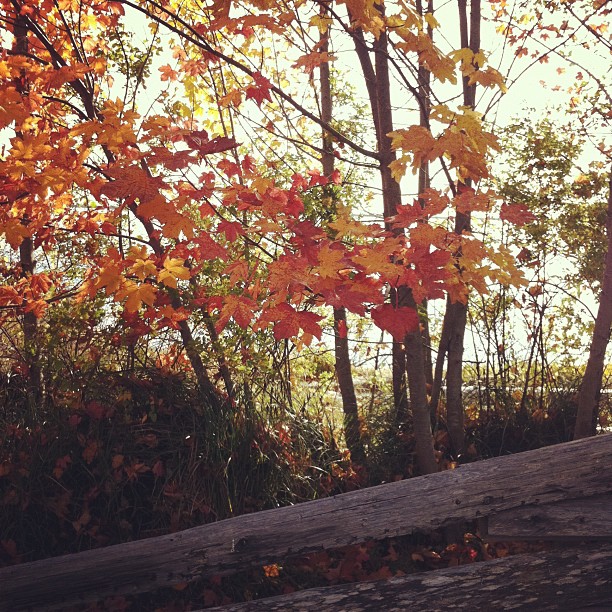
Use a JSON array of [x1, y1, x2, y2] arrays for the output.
[[1, 435, 611, 611]]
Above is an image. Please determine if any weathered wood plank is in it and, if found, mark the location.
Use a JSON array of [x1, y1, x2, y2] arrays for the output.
[[486, 494, 612, 541], [206, 543, 612, 611], [0, 435, 610, 611]]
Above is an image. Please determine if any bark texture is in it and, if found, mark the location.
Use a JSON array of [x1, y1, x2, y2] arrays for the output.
[[486, 494, 612, 540]]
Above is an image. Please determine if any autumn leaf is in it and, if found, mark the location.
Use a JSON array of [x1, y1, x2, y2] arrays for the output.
[[315, 243, 348, 278], [159, 64, 179, 81], [259, 303, 323, 342], [116, 280, 157, 312], [293, 51, 337, 75], [245, 71, 273, 107], [1, 218, 30, 249], [468, 67, 508, 93], [500, 202, 537, 226], [95, 261, 124, 295], [101, 166, 164, 203], [218, 219, 244, 241], [130, 258, 157, 281], [371, 304, 419, 341], [216, 294, 259, 331], [158, 258, 191, 288], [184, 130, 239, 156]]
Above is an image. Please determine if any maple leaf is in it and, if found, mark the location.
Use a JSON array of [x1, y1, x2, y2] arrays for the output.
[[351, 238, 404, 284], [158, 258, 190, 288], [184, 131, 239, 156], [259, 303, 323, 341], [218, 219, 244, 242], [219, 89, 243, 107], [159, 64, 179, 81], [292, 51, 337, 75], [41, 63, 92, 90], [130, 258, 157, 281], [101, 166, 164, 203], [371, 304, 419, 341], [320, 277, 383, 316], [454, 186, 492, 214], [137, 196, 195, 239], [0, 286, 21, 307], [24, 299, 49, 318], [389, 126, 438, 172], [95, 262, 123, 295], [192, 233, 228, 261], [245, 72, 273, 107], [315, 243, 348, 278], [1, 218, 30, 249], [468, 66, 508, 93], [216, 294, 259, 332], [500, 202, 537, 226], [116, 281, 157, 312]]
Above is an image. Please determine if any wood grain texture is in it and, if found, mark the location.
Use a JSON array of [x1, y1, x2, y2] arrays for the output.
[[486, 494, 612, 540], [0, 435, 610, 611], [204, 543, 612, 611]]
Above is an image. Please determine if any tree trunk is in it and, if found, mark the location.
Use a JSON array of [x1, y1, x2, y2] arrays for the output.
[[416, 0, 435, 393], [350, 8, 436, 473], [574, 170, 612, 439], [433, 0, 481, 458], [334, 307, 366, 462], [13, 14, 42, 407], [350, 24, 409, 423], [319, 18, 366, 462]]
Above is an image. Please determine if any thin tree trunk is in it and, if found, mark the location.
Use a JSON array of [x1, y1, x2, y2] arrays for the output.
[[433, 0, 481, 458], [350, 24, 410, 423], [319, 16, 365, 462], [13, 14, 42, 407], [416, 0, 435, 393], [348, 6, 436, 473], [574, 170, 612, 439], [373, 18, 437, 474]]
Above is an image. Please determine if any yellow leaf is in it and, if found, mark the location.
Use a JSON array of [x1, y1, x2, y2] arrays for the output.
[[158, 258, 190, 288], [389, 156, 410, 181], [130, 258, 157, 281], [424, 13, 439, 29], [116, 281, 157, 312], [309, 14, 333, 34]]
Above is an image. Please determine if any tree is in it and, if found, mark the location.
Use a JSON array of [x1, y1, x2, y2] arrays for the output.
[[489, 0, 612, 437], [0, 0, 519, 475]]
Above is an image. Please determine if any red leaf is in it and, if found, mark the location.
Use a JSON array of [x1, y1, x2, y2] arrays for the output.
[[500, 202, 537, 226], [260, 303, 323, 341], [245, 72, 273, 107], [371, 304, 419, 341], [330, 169, 342, 184], [218, 219, 244, 242], [185, 132, 239, 155]]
